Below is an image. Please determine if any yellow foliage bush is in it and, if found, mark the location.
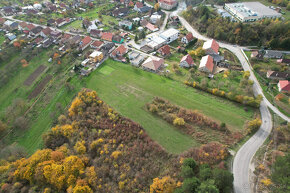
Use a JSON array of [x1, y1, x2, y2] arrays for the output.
[[150, 176, 177, 193], [111, 151, 122, 159], [74, 141, 86, 154], [173, 117, 185, 126], [261, 178, 272, 186]]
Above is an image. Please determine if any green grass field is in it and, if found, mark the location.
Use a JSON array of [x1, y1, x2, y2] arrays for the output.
[[3, 58, 255, 155], [0, 50, 50, 117], [70, 60, 254, 153], [0, 35, 5, 45]]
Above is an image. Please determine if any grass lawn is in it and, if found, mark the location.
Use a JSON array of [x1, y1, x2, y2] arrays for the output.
[[70, 59, 254, 153], [61, 20, 83, 31], [0, 50, 50, 117], [0, 35, 5, 45]]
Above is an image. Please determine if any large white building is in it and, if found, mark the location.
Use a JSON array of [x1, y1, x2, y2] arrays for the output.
[[224, 2, 281, 22], [159, 28, 179, 43], [158, 0, 178, 10]]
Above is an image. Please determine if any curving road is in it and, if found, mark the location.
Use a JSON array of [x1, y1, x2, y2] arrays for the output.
[[177, 13, 289, 193]]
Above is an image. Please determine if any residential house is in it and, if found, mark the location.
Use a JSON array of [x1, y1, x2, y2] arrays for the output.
[[29, 26, 43, 37], [90, 40, 104, 49], [141, 20, 159, 32], [47, 19, 56, 26], [18, 22, 28, 31], [202, 39, 219, 55], [138, 6, 151, 13], [158, 45, 171, 57], [150, 14, 162, 24], [10, 22, 19, 31], [119, 20, 133, 30], [69, 35, 82, 47], [180, 54, 195, 68], [277, 58, 290, 65], [87, 20, 99, 33], [129, 51, 145, 66], [90, 29, 102, 38], [199, 55, 215, 73], [59, 33, 72, 45], [266, 71, 290, 80], [26, 9, 38, 16], [140, 45, 154, 53], [278, 80, 290, 93], [89, 51, 103, 63], [158, 0, 178, 10], [264, 50, 283, 59], [101, 32, 113, 42], [3, 20, 13, 30], [50, 31, 62, 40], [43, 38, 53, 48], [2, 6, 14, 16], [112, 35, 123, 44], [251, 50, 264, 60], [5, 33, 16, 41], [181, 33, 194, 45], [111, 45, 128, 62], [40, 27, 52, 38], [55, 18, 67, 27], [112, 7, 129, 17], [79, 36, 93, 51], [134, 2, 144, 12], [23, 23, 36, 34], [33, 3, 42, 10], [34, 37, 43, 44], [160, 28, 179, 43], [100, 42, 115, 56], [142, 56, 164, 72]]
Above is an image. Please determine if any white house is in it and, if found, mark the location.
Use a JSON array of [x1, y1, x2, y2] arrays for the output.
[[158, 0, 178, 10], [180, 54, 194, 68], [159, 28, 179, 43], [150, 14, 161, 24]]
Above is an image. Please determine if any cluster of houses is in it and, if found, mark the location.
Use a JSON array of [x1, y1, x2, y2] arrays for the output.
[[251, 50, 290, 93]]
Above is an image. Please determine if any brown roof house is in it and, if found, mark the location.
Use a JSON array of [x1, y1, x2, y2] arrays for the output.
[[111, 45, 128, 62], [202, 39, 219, 55], [180, 54, 195, 68], [101, 32, 113, 42], [266, 71, 290, 80], [40, 27, 52, 38], [158, 45, 171, 57], [181, 33, 194, 45], [142, 56, 164, 72], [79, 36, 93, 51], [199, 55, 215, 74], [90, 40, 104, 49]]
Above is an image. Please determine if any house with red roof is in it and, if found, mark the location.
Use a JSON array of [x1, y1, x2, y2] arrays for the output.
[[134, 2, 144, 12], [18, 22, 27, 31], [181, 33, 194, 45], [0, 18, 5, 26], [111, 45, 128, 62], [40, 27, 52, 38], [180, 54, 195, 68], [278, 80, 290, 93], [79, 36, 93, 51], [90, 40, 104, 49], [158, 45, 171, 57], [142, 56, 164, 72], [199, 55, 215, 73], [158, 0, 178, 10], [101, 32, 113, 42], [129, 1, 134, 7], [203, 39, 219, 55]]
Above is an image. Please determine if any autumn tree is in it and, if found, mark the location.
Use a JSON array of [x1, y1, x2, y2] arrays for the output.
[[247, 118, 262, 134], [150, 176, 177, 193], [0, 120, 7, 136]]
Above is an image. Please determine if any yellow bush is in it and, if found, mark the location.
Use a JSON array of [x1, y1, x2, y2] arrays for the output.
[[173, 117, 185, 126]]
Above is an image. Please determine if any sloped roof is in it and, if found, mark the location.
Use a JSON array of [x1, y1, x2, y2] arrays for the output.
[[112, 45, 127, 57], [142, 56, 164, 71], [203, 39, 219, 54], [41, 27, 52, 35], [80, 36, 92, 47], [180, 54, 194, 65], [158, 45, 171, 55], [135, 2, 143, 8], [279, 80, 290, 91], [101, 32, 113, 41], [199, 55, 214, 72], [91, 40, 104, 48], [185, 33, 194, 42]]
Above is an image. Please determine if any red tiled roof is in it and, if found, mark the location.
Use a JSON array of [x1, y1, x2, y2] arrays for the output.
[[158, 45, 171, 56], [211, 39, 219, 54], [41, 27, 52, 35], [80, 36, 92, 48], [19, 21, 27, 28], [180, 54, 194, 65], [146, 22, 157, 31], [205, 55, 214, 72], [101, 32, 113, 41], [112, 45, 127, 57], [279, 80, 290, 91], [159, 0, 177, 5], [0, 18, 5, 24], [26, 24, 36, 31], [135, 2, 143, 8], [91, 40, 104, 48], [185, 33, 194, 42]]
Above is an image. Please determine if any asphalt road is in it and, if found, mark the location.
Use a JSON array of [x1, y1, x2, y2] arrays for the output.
[[178, 14, 289, 193]]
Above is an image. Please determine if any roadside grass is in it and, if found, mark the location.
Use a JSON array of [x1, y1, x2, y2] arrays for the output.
[[69, 59, 254, 153], [0, 50, 50, 117], [0, 34, 5, 45]]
